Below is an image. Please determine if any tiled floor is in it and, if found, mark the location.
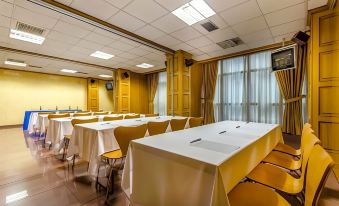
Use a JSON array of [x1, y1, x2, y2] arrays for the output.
[[0, 126, 338, 206]]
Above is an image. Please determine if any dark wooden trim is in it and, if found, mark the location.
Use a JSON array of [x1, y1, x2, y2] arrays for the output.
[[144, 68, 167, 75], [197, 41, 294, 64], [0, 124, 23, 129], [28, 0, 174, 54], [307, 5, 330, 25]]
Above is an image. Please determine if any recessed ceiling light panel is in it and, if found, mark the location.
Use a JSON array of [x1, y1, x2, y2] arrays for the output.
[[9, 29, 45, 45], [136, 63, 154, 68], [172, 0, 216, 25], [99, 74, 112, 78], [60, 69, 77, 73], [4, 59, 27, 67], [90, 51, 114, 60]]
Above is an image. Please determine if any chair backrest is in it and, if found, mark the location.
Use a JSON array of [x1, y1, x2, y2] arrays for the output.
[[145, 113, 159, 117], [38, 112, 55, 115], [71, 118, 98, 127], [124, 114, 141, 119], [300, 133, 321, 176], [189, 117, 204, 128], [147, 120, 170, 136], [48, 113, 70, 119], [114, 124, 147, 156], [305, 145, 334, 206], [94, 111, 109, 115], [103, 116, 123, 121], [73, 112, 91, 117], [170, 118, 188, 131]]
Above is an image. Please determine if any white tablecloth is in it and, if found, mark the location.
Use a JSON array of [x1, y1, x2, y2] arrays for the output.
[[67, 116, 188, 176], [121, 121, 283, 206]]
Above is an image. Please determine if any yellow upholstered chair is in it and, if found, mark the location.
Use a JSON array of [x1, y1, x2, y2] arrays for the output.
[[63, 118, 99, 161], [94, 111, 109, 115], [273, 123, 313, 157], [228, 182, 290, 206], [73, 112, 91, 117], [231, 144, 334, 206], [47, 113, 70, 119], [170, 118, 188, 131], [246, 133, 320, 195], [147, 120, 170, 136], [103, 116, 123, 121], [38, 112, 55, 115], [189, 117, 204, 128], [124, 114, 140, 119], [261, 126, 317, 171], [145, 113, 159, 117]]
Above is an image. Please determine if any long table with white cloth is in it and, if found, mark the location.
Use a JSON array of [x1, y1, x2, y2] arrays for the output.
[[121, 121, 283, 206], [67, 116, 189, 176]]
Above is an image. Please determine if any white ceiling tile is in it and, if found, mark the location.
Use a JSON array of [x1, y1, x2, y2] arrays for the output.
[[257, 0, 305, 14], [208, 49, 231, 58], [274, 32, 296, 43], [107, 11, 146, 32], [53, 20, 91, 38], [194, 54, 210, 61], [171, 42, 194, 51], [55, 0, 73, 6], [93, 28, 121, 39], [135, 25, 166, 40], [206, 27, 237, 43], [76, 40, 103, 51], [171, 27, 202, 42], [247, 38, 274, 49], [308, 0, 328, 10], [270, 18, 306, 37], [68, 46, 93, 55], [83, 32, 113, 45], [188, 48, 204, 56], [14, 0, 61, 19], [151, 13, 187, 33], [123, 0, 168, 23], [58, 15, 96, 31], [0, 15, 10, 28], [117, 52, 140, 60], [199, 43, 221, 53], [47, 30, 80, 45], [109, 41, 135, 51], [240, 28, 272, 43], [155, 35, 181, 47], [144, 52, 165, 61], [0, 1, 13, 17], [219, 0, 262, 25], [13, 6, 58, 29], [206, 0, 250, 12], [265, 3, 307, 27], [104, 0, 133, 9], [129, 47, 152, 56], [119, 38, 142, 47], [39, 39, 73, 53], [154, 0, 190, 11], [232, 16, 268, 36], [8, 39, 40, 52], [71, 0, 119, 20], [187, 36, 213, 48]]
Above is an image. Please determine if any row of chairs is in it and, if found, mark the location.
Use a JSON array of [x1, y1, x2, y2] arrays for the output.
[[228, 123, 334, 206]]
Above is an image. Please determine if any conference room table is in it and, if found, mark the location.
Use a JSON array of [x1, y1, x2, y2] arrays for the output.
[[67, 116, 189, 176], [121, 121, 283, 206], [46, 113, 141, 152]]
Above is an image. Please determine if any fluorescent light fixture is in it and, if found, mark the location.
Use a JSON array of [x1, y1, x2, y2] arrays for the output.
[[10, 29, 45, 45], [6, 190, 28, 204], [136, 63, 154, 68], [172, 0, 216, 25], [99, 74, 112, 78], [90, 51, 114, 60], [4, 60, 27, 67], [60, 69, 77, 73]]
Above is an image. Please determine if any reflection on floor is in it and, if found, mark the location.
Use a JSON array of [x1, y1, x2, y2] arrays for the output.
[[0, 126, 338, 206]]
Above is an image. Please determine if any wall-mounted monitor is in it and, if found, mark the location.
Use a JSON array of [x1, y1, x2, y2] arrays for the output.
[[271, 45, 296, 72], [105, 82, 113, 90]]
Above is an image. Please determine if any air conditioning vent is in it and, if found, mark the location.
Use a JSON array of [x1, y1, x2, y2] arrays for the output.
[[217, 37, 244, 49], [76, 71, 88, 75], [15, 22, 45, 36], [200, 21, 219, 32], [28, 65, 42, 69]]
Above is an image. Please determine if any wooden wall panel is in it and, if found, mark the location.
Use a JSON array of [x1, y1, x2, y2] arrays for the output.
[[319, 122, 339, 150], [130, 72, 148, 114], [319, 50, 339, 80], [190, 63, 203, 117], [319, 14, 339, 45], [319, 87, 339, 115], [87, 79, 99, 111]]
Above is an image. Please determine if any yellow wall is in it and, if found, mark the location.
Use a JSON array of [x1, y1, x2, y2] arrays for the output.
[[98, 80, 113, 111]]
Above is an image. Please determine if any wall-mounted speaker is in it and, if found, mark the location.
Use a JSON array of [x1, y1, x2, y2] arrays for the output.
[[291, 31, 310, 45], [121, 72, 129, 79], [90, 79, 95, 83], [185, 59, 194, 67]]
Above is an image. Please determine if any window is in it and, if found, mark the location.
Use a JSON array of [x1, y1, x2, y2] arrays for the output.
[[154, 72, 167, 115], [214, 51, 282, 124]]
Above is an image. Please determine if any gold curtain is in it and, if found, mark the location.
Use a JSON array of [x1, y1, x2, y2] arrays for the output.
[[147, 73, 159, 114], [201, 61, 218, 124], [275, 45, 307, 135]]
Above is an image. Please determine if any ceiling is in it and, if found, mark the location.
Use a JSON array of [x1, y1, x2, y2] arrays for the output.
[[0, 0, 328, 78]]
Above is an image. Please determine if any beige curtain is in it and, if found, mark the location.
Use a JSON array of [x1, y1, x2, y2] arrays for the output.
[[201, 61, 218, 124], [147, 73, 159, 114], [275, 44, 307, 135]]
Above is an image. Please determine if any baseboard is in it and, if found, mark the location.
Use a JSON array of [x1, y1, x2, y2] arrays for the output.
[[0, 124, 23, 129]]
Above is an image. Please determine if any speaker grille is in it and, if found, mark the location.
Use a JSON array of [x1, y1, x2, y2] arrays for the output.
[[217, 37, 244, 49], [201, 21, 219, 32], [15, 22, 45, 35]]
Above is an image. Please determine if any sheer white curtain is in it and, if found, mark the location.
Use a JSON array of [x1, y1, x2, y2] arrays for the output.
[[214, 51, 282, 124], [154, 71, 167, 115]]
